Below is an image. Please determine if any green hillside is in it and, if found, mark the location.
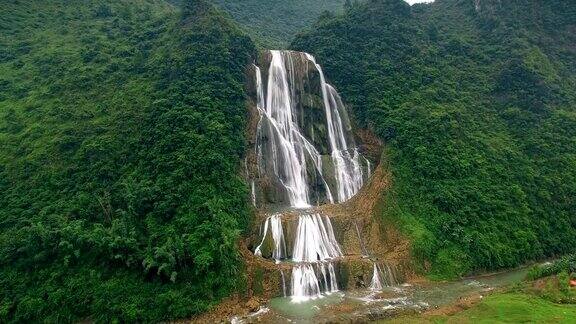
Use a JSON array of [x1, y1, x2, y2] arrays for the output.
[[292, 0, 576, 278], [0, 0, 254, 321], [2, 0, 576, 321], [211, 0, 345, 48]]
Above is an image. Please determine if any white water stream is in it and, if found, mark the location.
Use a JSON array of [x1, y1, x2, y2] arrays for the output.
[[305, 55, 364, 202], [292, 214, 342, 262], [254, 214, 286, 263], [370, 263, 384, 291], [370, 262, 398, 291]]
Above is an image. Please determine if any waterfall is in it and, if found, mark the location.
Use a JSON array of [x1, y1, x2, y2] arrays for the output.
[[291, 264, 322, 302], [251, 180, 256, 207], [380, 262, 398, 287], [254, 65, 265, 111], [254, 51, 311, 207], [291, 262, 339, 302], [251, 50, 371, 303], [292, 214, 342, 262], [254, 50, 364, 206], [369, 262, 398, 291], [369, 263, 383, 291], [304, 55, 364, 202], [290, 213, 342, 302], [254, 214, 286, 263], [365, 157, 372, 180], [280, 269, 287, 297]]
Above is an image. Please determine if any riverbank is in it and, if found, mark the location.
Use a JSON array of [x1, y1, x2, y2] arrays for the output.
[[385, 274, 576, 323], [385, 292, 576, 323], [215, 264, 533, 322]]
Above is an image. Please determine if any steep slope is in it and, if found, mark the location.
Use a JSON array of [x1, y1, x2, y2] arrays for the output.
[[211, 0, 345, 48], [292, 0, 576, 278], [0, 0, 254, 322]]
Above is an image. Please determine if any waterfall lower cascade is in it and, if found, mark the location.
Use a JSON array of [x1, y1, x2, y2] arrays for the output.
[[250, 50, 388, 302], [369, 262, 398, 291]]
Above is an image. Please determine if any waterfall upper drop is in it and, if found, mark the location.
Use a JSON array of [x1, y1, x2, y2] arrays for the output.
[[253, 50, 367, 207]]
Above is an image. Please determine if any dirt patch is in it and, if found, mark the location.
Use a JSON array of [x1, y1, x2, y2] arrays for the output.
[[322, 302, 357, 314], [424, 293, 485, 317], [318, 161, 415, 280], [184, 295, 247, 323], [357, 128, 383, 161], [532, 277, 553, 291]]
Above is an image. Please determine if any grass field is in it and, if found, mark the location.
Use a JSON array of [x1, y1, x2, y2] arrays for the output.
[[386, 292, 576, 323]]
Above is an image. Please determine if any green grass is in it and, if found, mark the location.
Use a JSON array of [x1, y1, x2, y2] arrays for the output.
[[451, 293, 576, 323], [387, 292, 576, 323]]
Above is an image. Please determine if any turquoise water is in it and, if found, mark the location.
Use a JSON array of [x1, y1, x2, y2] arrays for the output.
[[257, 266, 531, 323], [412, 267, 530, 307], [268, 292, 346, 320]]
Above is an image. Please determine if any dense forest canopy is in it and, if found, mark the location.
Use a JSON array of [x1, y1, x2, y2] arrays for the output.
[[1, 0, 576, 322], [210, 0, 346, 48], [0, 0, 254, 321], [292, 0, 576, 278]]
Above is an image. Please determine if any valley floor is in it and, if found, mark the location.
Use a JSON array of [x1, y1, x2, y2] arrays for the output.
[[386, 292, 576, 323]]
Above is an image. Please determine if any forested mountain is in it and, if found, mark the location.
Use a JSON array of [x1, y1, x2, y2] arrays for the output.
[[0, 0, 254, 321], [292, 0, 576, 278], [2, 0, 576, 322], [210, 0, 345, 48]]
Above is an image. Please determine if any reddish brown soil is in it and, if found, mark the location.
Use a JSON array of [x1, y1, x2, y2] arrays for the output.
[[424, 293, 485, 317], [320, 160, 415, 280], [183, 296, 247, 323], [357, 128, 383, 161]]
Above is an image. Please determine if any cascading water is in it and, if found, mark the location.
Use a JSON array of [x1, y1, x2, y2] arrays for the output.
[[369, 262, 398, 291], [251, 180, 256, 207], [254, 50, 365, 206], [251, 50, 372, 302], [255, 52, 315, 207], [304, 55, 364, 202], [292, 214, 342, 262], [280, 269, 288, 297], [369, 263, 384, 291], [290, 214, 342, 302], [254, 214, 286, 263], [365, 157, 372, 180]]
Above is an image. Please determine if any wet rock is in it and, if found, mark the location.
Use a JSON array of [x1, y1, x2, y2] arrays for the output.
[[245, 298, 260, 312], [374, 290, 403, 300], [355, 275, 366, 289]]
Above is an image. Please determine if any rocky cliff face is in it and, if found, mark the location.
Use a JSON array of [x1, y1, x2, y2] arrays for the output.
[[241, 50, 413, 305], [241, 159, 414, 299]]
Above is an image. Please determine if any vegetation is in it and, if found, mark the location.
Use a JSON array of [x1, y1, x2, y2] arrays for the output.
[[293, 0, 576, 278], [0, 0, 255, 322], [527, 255, 576, 281], [386, 292, 576, 323], [533, 272, 576, 305], [2, 0, 576, 321], [210, 0, 345, 48], [386, 262, 576, 323]]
